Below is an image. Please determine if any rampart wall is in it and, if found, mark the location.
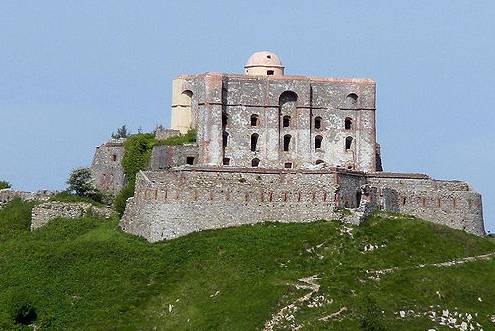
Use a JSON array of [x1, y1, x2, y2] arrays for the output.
[[90, 139, 126, 195], [120, 167, 485, 242], [367, 174, 484, 235]]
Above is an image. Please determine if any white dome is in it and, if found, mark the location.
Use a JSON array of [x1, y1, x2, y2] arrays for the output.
[[244, 51, 284, 68]]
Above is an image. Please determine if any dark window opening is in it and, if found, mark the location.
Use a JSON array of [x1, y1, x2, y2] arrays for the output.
[[250, 114, 259, 127], [283, 115, 290, 128], [222, 113, 228, 128], [316, 159, 324, 165], [112, 154, 117, 162], [223, 158, 230, 165], [345, 117, 352, 130], [283, 134, 291, 151], [267, 54, 272, 59], [315, 135, 323, 150], [356, 191, 362, 207], [345, 136, 353, 151], [223, 132, 229, 148], [251, 158, 260, 167], [347, 165, 353, 170], [314, 117, 322, 130], [186, 157, 195, 165], [346, 93, 358, 104], [284, 162, 293, 169], [251, 133, 259, 152], [402, 196, 407, 206], [267, 70, 274, 75]]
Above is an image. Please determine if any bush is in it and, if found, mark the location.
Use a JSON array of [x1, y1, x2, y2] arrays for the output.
[[50, 191, 104, 206], [66, 168, 103, 203], [114, 181, 135, 216], [155, 128, 197, 146], [360, 297, 385, 331], [111, 125, 130, 139], [0, 180, 11, 190]]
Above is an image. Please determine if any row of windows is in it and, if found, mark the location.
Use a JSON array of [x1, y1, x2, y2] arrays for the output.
[[249, 114, 353, 130], [223, 133, 354, 152], [221, 158, 354, 169]]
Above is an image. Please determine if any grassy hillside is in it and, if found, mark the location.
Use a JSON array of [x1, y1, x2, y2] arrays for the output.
[[0, 199, 494, 330]]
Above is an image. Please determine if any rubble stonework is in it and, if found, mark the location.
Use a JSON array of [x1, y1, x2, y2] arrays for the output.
[[117, 51, 485, 241], [31, 201, 113, 230], [90, 139, 126, 195], [0, 188, 53, 207]]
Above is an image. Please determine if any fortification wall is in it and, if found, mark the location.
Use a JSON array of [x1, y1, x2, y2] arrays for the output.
[[121, 168, 351, 242], [149, 144, 199, 170], [90, 139, 126, 195], [367, 174, 485, 235]]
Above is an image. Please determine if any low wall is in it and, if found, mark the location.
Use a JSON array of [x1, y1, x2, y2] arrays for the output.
[[31, 201, 113, 230], [121, 168, 352, 242], [367, 174, 485, 235], [120, 168, 485, 242], [0, 189, 53, 207]]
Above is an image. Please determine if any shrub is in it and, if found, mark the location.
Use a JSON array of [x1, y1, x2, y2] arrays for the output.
[[66, 168, 103, 203], [360, 297, 385, 331], [114, 181, 135, 216], [111, 125, 130, 139], [0, 180, 11, 190]]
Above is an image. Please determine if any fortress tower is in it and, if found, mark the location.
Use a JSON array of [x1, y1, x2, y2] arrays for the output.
[[170, 51, 379, 172]]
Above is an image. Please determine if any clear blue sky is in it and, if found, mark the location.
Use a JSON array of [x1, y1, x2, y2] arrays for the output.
[[1, 1, 494, 231]]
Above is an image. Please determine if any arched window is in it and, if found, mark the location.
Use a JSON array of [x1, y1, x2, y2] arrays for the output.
[[283, 115, 291, 128], [315, 135, 323, 150], [250, 114, 259, 127], [345, 117, 352, 130], [345, 93, 358, 108], [251, 133, 259, 152], [316, 159, 324, 165], [283, 134, 291, 151], [223, 132, 229, 148], [345, 136, 353, 151], [251, 158, 260, 167], [314, 116, 322, 130]]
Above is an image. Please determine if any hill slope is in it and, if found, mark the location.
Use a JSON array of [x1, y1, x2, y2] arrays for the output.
[[0, 199, 494, 330]]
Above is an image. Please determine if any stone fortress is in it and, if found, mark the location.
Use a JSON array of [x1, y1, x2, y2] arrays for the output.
[[91, 51, 485, 242]]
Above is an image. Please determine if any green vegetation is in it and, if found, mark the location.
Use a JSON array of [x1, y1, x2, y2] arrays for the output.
[[114, 130, 197, 215], [66, 168, 103, 203], [0, 180, 11, 190], [111, 124, 131, 139], [49, 191, 104, 207], [0, 201, 494, 330]]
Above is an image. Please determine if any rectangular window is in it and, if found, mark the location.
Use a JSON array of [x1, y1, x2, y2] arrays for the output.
[[186, 157, 195, 165], [267, 70, 274, 75], [284, 162, 293, 169]]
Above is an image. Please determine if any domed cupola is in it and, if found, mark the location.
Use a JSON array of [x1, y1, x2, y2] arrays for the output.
[[244, 51, 284, 76]]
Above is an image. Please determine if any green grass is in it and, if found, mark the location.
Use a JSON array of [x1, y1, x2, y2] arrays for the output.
[[49, 192, 105, 207], [0, 201, 494, 330]]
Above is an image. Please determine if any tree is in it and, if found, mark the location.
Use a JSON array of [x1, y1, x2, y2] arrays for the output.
[[111, 125, 130, 139], [67, 168, 98, 197], [0, 180, 11, 190]]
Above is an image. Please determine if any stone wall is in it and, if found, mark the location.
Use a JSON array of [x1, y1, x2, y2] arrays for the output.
[[31, 201, 113, 230], [154, 128, 181, 141], [149, 144, 199, 170], [90, 139, 126, 195], [173, 73, 377, 172], [120, 168, 485, 242], [367, 173, 485, 235], [120, 167, 359, 242], [0, 189, 53, 207]]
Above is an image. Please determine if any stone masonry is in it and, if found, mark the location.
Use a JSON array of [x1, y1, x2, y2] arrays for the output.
[[118, 51, 485, 241], [90, 138, 126, 195], [31, 201, 113, 230]]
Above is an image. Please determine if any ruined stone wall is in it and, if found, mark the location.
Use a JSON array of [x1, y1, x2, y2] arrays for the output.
[[175, 73, 377, 172], [0, 189, 53, 207], [31, 201, 113, 230], [149, 144, 199, 170], [121, 167, 345, 242], [367, 174, 485, 235], [90, 139, 126, 195]]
